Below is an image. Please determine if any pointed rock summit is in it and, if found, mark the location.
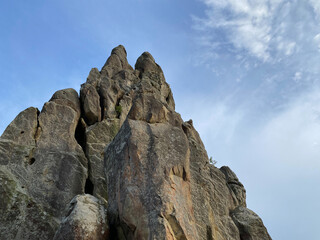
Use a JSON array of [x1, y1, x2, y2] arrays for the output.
[[0, 46, 271, 239]]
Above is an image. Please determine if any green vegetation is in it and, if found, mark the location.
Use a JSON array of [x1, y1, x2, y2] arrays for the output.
[[209, 156, 217, 165], [115, 105, 122, 116]]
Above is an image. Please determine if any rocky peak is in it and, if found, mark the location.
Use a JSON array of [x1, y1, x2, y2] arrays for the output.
[[135, 51, 162, 74], [0, 46, 271, 240], [50, 88, 81, 114], [101, 45, 133, 77]]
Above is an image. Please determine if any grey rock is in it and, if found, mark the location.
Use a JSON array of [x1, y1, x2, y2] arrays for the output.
[[135, 52, 175, 111], [135, 51, 162, 74], [220, 166, 247, 207], [0, 107, 38, 146], [182, 120, 241, 240], [87, 68, 101, 85], [54, 194, 109, 240], [0, 88, 88, 238], [80, 84, 101, 125], [33, 88, 87, 216], [0, 169, 58, 240], [231, 206, 272, 240], [85, 119, 120, 202], [127, 93, 180, 126], [101, 45, 133, 78], [50, 88, 81, 114]]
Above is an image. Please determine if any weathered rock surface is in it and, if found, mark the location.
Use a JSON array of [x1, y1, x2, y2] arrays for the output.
[[80, 84, 101, 125], [231, 207, 272, 240], [220, 166, 247, 208], [105, 119, 197, 239], [0, 45, 271, 240], [0, 89, 88, 239], [54, 194, 109, 240], [182, 120, 240, 240], [85, 118, 120, 201]]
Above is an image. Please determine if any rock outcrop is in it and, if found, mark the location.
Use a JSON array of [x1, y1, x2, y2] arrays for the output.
[[54, 194, 109, 240], [0, 45, 271, 240]]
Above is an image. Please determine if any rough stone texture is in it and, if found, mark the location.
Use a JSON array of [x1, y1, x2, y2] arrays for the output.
[[182, 120, 241, 240], [85, 119, 120, 202], [31, 88, 88, 216], [0, 107, 39, 146], [0, 45, 271, 240], [231, 207, 272, 240], [80, 45, 178, 207], [103, 47, 271, 240], [101, 45, 133, 78], [54, 194, 109, 240], [105, 119, 198, 239], [0, 89, 88, 239], [80, 84, 101, 125], [220, 166, 247, 208], [0, 168, 57, 240]]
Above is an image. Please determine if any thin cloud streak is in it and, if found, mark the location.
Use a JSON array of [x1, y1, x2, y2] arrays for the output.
[[194, 0, 320, 66]]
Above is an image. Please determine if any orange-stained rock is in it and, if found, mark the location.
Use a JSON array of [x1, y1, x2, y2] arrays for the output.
[[105, 119, 199, 239]]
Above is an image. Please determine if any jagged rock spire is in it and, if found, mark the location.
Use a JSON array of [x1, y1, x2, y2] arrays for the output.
[[0, 46, 271, 240], [135, 51, 162, 74], [101, 45, 133, 77]]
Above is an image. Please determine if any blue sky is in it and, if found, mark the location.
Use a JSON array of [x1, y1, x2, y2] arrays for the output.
[[1, 1, 320, 239]]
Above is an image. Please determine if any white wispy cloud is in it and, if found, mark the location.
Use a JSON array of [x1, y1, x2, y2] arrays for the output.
[[194, 0, 282, 61], [194, 0, 320, 63], [190, 2, 320, 238]]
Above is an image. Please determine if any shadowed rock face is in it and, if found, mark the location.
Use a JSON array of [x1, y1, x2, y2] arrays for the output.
[[0, 45, 271, 240]]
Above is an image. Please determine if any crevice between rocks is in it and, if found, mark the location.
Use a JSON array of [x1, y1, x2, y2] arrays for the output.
[[75, 119, 86, 153], [24, 109, 41, 166], [74, 117, 95, 195], [206, 225, 213, 240], [109, 216, 135, 240], [84, 178, 94, 195], [34, 109, 41, 146], [98, 88, 105, 120], [165, 214, 187, 240]]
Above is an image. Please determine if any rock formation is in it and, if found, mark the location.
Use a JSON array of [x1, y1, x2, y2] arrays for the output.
[[0, 45, 271, 240]]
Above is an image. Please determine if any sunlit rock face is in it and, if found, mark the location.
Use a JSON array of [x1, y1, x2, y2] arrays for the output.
[[0, 45, 271, 240]]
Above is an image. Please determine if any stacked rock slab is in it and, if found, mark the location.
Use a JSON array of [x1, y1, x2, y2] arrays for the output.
[[0, 45, 271, 240]]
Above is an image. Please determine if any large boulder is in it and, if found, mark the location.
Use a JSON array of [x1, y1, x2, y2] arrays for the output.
[[54, 194, 109, 240]]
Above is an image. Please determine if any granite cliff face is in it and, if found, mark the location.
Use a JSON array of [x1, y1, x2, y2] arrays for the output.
[[0, 46, 271, 240]]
